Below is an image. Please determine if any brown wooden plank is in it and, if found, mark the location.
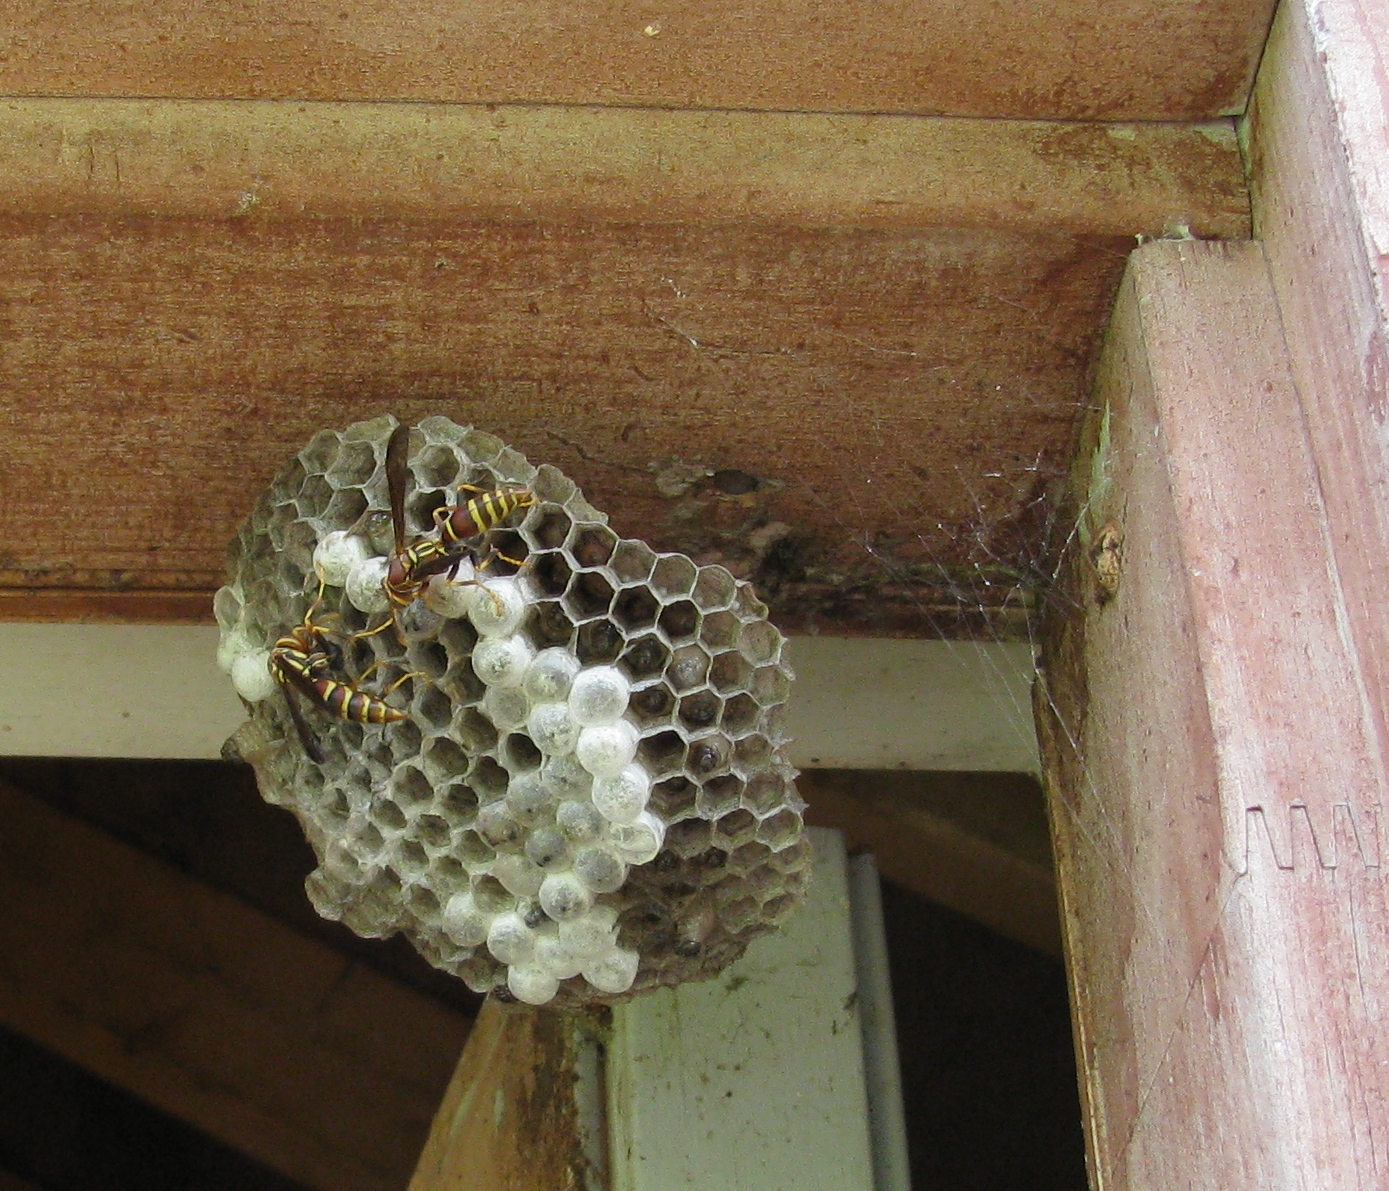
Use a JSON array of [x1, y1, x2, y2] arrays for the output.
[[1036, 240, 1389, 1186], [0, 777, 472, 1191], [0, 0, 1274, 123], [408, 1000, 595, 1191], [1247, 0, 1389, 828], [800, 769, 1061, 955], [0, 99, 1248, 633]]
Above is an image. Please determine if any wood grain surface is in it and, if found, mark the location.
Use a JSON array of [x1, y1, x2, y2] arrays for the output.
[[0, 100, 1249, 633], [1037, 240, 1389, 1187], [0, 0, 1275, 122]]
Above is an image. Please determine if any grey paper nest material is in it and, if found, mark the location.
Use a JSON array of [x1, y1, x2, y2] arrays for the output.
[[216, 415, 808, 1006]]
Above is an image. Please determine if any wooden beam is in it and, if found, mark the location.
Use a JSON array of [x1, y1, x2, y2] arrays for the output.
[[0, 99, 1247, 633], [1036, 240, 1389, 1186], [801, 770, 1060, 956], [0, 777, 471, 1191], [0, 1, 1274, 122], [408, 1000, 597, 1191]]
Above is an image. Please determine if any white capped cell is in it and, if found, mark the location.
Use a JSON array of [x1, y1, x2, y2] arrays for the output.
[[217, 625, 258, 675], [487, 912, 537, 966], [539, 871, 593, 921], [568, 665, 631, 726], [313, 529, 371, 588], [527, 701, 580, 756], [525, 826, 572, 871], [345, 555, 391, 614], [492, 852, 546, 898], [482, 684, 530, 731], [558, 905, 620, 958], [505, 771, 554, 824], [534, 930, 586, 980], [591, 763, 651, 825], [442, 892, 491, 947], [507, 964, 560, 1006], [583, 946, 639, 995], [556, 798, 606, 844], [423, 565, 476, 618], [609, 811, 665, 865], [541, 755, 592, 800], [468, 575, 527, 637], [573, 847, 628, 894], [524, 647, 582, 703], [472, 634, 534, 687], [233, 650, 279, 702], [575, 720, 640, 778]]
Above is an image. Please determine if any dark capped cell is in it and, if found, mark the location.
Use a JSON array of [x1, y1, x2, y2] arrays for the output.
[[530, 550, 574, 598], [666, 644, 712, 692], [658, 599, 700, 643], [613, 585, 660, 631], [576, 618, 624, 664], [564, 570, 616, 618], [648, 775, 698, 819], [567, 523, 618, 568], [678, 690, 722, 730], [619, 634, 672, 683], [629, 682, 676, 727]]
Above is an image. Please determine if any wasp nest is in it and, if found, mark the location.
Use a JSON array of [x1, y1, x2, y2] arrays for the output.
[[216, 415, 808, 1006]]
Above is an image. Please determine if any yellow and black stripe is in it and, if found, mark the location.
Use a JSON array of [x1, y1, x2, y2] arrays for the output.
[[435, 485, 536, 546]]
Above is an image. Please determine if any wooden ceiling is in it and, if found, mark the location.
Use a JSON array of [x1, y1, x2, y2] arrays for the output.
[[0, 2, 1262, 634]]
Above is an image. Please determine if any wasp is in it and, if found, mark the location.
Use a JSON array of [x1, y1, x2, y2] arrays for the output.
[[371, 424, 535, 628], [270, 584, 415, 762]]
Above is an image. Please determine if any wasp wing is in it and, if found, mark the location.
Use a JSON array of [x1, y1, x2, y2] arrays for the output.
[[385, 422, 411, 554]]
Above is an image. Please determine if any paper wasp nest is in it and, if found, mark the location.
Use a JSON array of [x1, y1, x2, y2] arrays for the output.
[[217, 415, 808, 1006]]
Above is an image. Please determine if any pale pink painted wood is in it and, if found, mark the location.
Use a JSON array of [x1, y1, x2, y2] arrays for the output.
[[1042, 241, 1389, 1187]]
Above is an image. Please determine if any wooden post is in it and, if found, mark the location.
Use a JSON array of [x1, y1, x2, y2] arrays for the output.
[[1037, 239, 1389, 1186]]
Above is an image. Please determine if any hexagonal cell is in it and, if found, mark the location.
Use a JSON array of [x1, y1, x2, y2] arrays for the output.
[[751, 664, 792, 707], [637, 729, 688, 777], [415, 443, 462, 488], [720, 692, 760, 736], [451, 707, 498, 753], [629, 682, 676, 728], [610, 539, 657, 584], [456, 830, 495, 867], [324, 488, 368, 529], [413, 813, 452, 849], [691, 566, 737, 611], [529, 551, 573, 599], [417, 686, 453, 731], [437, 782, 480, 827], [612, 586, 660, 632], [741, 770, 788, 815], [699, 609, 741, 651], [471, 756, 509, 801], [738, 619, 782, 666], [666, 817, 714, 858], [618, 635, 671, 683], [422, 737, 471, 784], [657, 600, 700, 644], [526, 505, 574, 551], [651, 554, 697, 601], [533, 464, 577, 504], [502, 732, 543, 772], [530, 599, 578, 648], [374, 798, 408, 832], [297, 429, 342, 475], [575, 618, 624, 665], [696, 774, 743, 818], [666, 644, 712, 692], [393, 838, 430, 878], [713, 808, 758, 848], [733, 584, 768, 621], [410, 640, 451, 680], [567, 523, 618, 568], [648, 775, 698, 820], [685, 733, 732, 778], [726, 841, 773, 877], [678, 689, 723, 731], [391, 766, 434, 807], [733, 733, 772, 774], [756, 808, 803, 850], [709, 650, 754, 694], [326, 439, 377, 489], [563, 571, 616, 619]]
